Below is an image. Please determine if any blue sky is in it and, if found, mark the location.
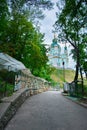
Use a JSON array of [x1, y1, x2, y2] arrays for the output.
[[40, 0, 76, 69]]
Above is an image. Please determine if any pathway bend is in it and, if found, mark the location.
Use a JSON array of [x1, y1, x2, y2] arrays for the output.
[[5, 91, 87, 130]]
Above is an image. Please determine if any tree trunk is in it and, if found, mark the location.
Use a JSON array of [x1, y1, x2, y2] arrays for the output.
[[74, 49, 79, 81], [74, 48, 80, 95], [80, 67, 84, 96], [74, 64, 79, 81]]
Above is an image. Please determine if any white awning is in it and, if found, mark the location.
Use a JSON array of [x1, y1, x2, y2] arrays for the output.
[[0, 53, 26, 72]]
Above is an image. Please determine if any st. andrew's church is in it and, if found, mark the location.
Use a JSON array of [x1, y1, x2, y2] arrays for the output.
[[48, 35, 69, 68]]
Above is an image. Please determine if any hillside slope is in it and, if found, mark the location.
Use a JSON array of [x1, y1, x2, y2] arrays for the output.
[[50, 68, 75, 87]]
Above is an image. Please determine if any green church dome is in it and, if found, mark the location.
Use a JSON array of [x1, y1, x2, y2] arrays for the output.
[[51, 37, 59, 47], [51, 37, 61, 49], [48, 35, 68, 68]]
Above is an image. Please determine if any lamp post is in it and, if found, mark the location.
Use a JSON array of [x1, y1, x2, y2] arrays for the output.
[[62, 61, 65, 82]]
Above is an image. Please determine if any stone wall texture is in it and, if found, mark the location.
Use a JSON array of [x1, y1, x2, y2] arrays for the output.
[[0, 68, 51, 130]]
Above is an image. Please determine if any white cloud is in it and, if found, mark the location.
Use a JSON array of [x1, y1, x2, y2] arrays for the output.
[[40, 0, 76, 69], [40, 0, 58, 44]]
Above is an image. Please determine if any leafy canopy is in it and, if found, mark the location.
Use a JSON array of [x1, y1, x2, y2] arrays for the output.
[[0, 0, 54, 80], [54, 0, 87, 81]]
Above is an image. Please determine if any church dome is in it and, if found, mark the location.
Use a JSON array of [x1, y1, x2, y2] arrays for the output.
[[51, 37, 61, 50], [48, 34, 68, 68]]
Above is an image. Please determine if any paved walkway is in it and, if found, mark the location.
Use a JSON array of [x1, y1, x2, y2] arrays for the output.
[[5, 91, 87, 130]]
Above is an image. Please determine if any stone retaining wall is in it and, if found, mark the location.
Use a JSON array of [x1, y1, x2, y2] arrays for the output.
[[20, 69, 50, 91], [0, 88, 30, 130], [0, 69, 51, 130]]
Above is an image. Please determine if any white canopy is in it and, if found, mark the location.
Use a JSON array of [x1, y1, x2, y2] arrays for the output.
[[0, 53, 26, 72]]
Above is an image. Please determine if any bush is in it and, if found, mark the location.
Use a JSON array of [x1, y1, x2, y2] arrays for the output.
[[0, 80, 14, 97]]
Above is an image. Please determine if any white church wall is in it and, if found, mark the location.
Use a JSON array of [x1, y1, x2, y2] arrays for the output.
[[48, 37, 69, 69]]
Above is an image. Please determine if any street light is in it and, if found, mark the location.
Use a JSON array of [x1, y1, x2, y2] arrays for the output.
[[62, 61, 65, 82]]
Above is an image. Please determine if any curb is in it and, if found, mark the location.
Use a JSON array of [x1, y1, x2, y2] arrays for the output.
[[61, 93, 87, 109], [0, 88, 48, 130]]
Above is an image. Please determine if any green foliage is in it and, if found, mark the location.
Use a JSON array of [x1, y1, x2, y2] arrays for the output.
[[50, 80, 58, 88], [0, 0, 54, 98], [0, 0, 9, 47], [84, 79, 87, 90], [0, 70, 15, 97], [70, 44, 87, 63], [0, 80, 14, 96], [9, 0, 53, 23], [83, 61, 87, 79], [33, 65, 54, 82], [0, 0, 53, 79], [54, 0, 87, 81]]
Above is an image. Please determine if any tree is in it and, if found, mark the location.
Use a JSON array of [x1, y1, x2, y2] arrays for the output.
[[0, 0, 53, 78], [54, 0, 87, 82], [22, 31, 48, 75], [9, 0, 53, 22], [0, 0, 9, 47], [70, 43, 87, 80], [0, 0, 53, 54], [83, 61, 87, 79]]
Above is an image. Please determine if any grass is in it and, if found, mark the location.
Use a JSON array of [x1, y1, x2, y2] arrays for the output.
[[50, 68, 87, 96], [51, 68, 86, 86], [51, 68, 75, 87], [83, 79, 87, 96]]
